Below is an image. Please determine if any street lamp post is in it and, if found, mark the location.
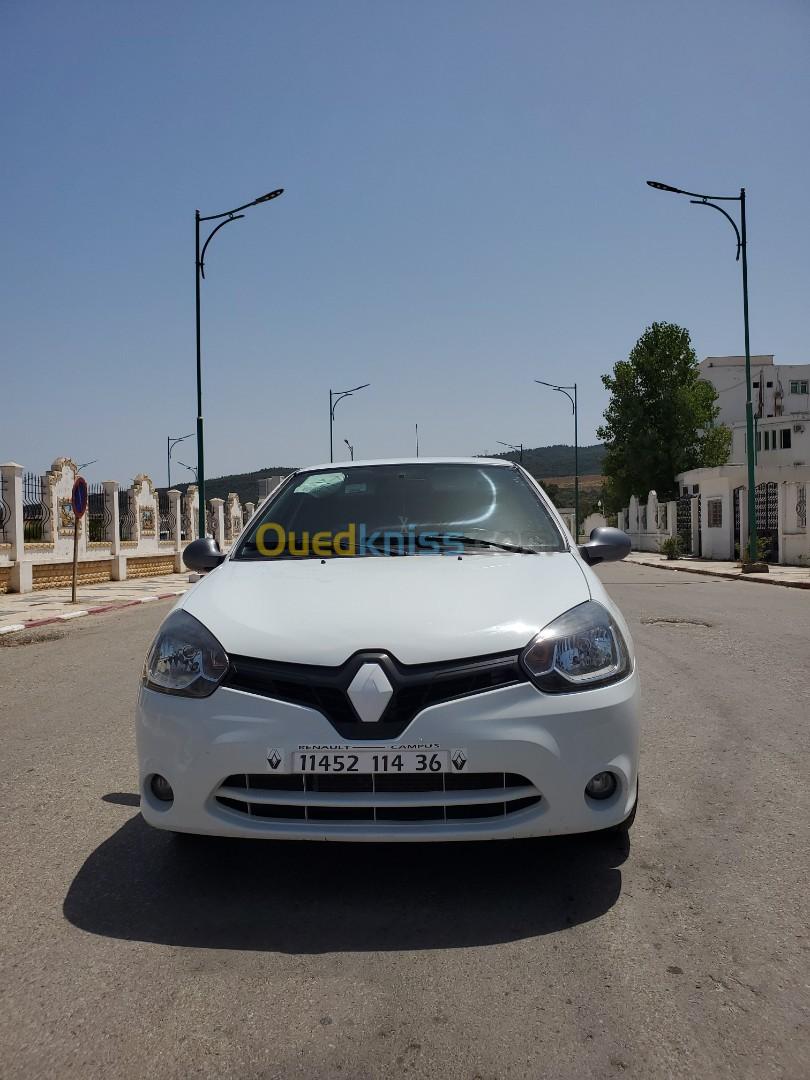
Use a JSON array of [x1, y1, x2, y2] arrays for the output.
[[195, 188, 284, 538], [177, 461, 198, 482], [329, 384, 370, 462], [496, 440, 524, 465], [344, 438, 354, 460], [167, 433, 194, 490], [646, 179, 757, 565], [534, 380, 578, 539]]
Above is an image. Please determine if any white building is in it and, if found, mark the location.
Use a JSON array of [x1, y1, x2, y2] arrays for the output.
[[674, 463, 809, 565], [700, 355, 810, 426], [730, 415, 810, 468]]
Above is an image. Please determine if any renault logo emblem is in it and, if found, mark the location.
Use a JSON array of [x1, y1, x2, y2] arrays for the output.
[[347, 663, 394, 723]]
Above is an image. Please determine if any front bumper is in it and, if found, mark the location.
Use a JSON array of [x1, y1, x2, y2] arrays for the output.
[[136, 672, 640, 841]]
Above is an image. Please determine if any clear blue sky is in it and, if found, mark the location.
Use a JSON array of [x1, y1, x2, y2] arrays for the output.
[[2, 0, 809, 485]]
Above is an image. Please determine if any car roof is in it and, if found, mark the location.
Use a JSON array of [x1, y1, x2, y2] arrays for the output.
[[294, 457, 516, 472]]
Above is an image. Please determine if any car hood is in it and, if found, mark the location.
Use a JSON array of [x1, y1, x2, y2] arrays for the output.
[[181, 552, 592, 666]]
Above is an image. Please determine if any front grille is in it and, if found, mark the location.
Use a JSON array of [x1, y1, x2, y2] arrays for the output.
[[222, 649, 528, 739], [214, 772, 542, 826]]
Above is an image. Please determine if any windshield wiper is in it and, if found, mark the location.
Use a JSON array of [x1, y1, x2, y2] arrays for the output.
[[450, 536, 537, 554]]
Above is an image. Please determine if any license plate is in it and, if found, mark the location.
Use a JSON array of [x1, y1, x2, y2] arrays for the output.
[[292, 750, 455, 774]]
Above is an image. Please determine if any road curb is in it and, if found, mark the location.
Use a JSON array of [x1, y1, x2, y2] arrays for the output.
[[0, 590, 187, 636], [626, 557, 810, 590]]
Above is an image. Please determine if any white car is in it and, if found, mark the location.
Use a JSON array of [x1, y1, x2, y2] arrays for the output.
[[137, 459, 639, 842]]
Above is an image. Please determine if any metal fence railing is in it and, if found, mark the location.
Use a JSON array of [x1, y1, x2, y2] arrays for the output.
[[158, 490, 175, 541], [180, 495, 192, 541], [0, 473, 10, 544], [23, 472, 51, 542], [119, 488, 137, 541], [87, 483, 112, 543]]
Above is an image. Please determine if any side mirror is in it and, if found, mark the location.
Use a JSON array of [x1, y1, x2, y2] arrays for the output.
[[578, 526, 631, 566], [183, 537, 226, 572]]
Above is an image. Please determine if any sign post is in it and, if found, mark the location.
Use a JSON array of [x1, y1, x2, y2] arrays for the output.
[[70, 476, 88, 604]]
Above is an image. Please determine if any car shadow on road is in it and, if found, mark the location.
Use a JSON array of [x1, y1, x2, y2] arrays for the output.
[[63, 814, 628, 953], [66, 812, 630, 950]]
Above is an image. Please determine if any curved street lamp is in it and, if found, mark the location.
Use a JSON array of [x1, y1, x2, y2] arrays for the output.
[[535, 380, 578, 539], [167, 433, 193, 490], [195, 188, 284, 538], [646, 179, 757, 565], [329, 384, 370, 462], [344, 438, 354, 461], [496, 440, 524, 465], [177, 460, 198, 482]]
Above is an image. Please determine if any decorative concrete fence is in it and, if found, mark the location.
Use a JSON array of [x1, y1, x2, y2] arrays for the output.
[[620, 474, 810, 565], [617, 491, 679, 554], [0, 457, 250, 594]]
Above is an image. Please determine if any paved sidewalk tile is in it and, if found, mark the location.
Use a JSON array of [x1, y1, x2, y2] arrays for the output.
[[626, 552, 810, 589], [0, 572, 194, 632]]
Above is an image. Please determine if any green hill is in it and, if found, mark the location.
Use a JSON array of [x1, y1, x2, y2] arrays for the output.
[[170, 466, 296, 506], [487, 443, 604, 477]]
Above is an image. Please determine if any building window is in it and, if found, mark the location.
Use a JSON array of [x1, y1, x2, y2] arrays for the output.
[[692, 484, 700, 494], [707, 499, 722, 528], [790, 379, 809, 394], [756, 431, 762, 451], [753, 381, 759, 388], [780, 428, 792, 449], [766, 381, 773, 388]]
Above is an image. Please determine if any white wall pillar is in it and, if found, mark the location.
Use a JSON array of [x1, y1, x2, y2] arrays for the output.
[[168, 490, 182, 551], [1, 462, 24, 563], [103, 480, 126, 579], [666, 501, 677, 538], [777, 482, 788, 565], [185, 486, 198, 542], [168, 488, 183, 570], [103, 481, 120, 555], [2, 462, 33, 593], [690, 496, 700, 556], [210, 498, 225, 548]]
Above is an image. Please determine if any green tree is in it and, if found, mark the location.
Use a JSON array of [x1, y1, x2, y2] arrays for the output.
[[597, 322, 731, 506]]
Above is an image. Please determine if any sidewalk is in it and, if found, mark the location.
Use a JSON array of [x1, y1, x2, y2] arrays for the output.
[[0, 572, 193, 634], [626, 551, 810, 589]]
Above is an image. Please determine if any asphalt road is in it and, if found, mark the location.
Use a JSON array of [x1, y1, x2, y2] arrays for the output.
[[1, 562, 808, 1079]]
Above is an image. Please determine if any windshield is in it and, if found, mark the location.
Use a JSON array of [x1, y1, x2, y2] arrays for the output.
[[234, 463, 565, 560]]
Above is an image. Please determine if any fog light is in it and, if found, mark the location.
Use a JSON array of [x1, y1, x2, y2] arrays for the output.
[[585, 771, 617, 800], [150, 774, 174, 803]]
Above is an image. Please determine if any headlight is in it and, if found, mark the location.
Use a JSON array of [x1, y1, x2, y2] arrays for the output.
[[520, 600, 630, 692], [143, 610, 228, 697]]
